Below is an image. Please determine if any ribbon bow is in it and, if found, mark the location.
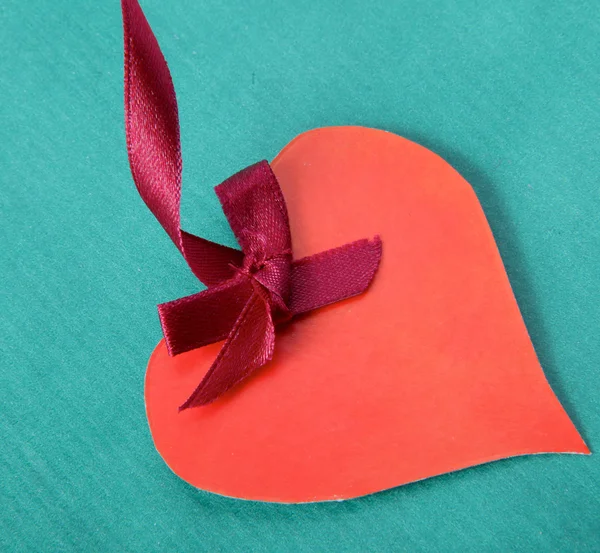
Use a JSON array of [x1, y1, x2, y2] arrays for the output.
[[122, 0, 382, 409]]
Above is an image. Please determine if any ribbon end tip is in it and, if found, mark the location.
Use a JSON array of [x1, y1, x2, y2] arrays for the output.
[[178, 392, 214, 411]]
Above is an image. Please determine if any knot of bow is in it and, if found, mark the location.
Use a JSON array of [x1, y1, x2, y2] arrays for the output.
[[122, 0, 382, 409]]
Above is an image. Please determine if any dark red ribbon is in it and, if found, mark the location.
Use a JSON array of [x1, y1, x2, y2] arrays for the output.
[[122, 0, 382, 409]]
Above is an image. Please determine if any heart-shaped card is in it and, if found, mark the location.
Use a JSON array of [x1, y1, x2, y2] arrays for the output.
[[122, 0, 588, 503]]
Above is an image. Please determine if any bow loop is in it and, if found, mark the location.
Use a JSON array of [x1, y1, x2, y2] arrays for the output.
[[215, 161, 292, 259], [216, 161, 294, 310]]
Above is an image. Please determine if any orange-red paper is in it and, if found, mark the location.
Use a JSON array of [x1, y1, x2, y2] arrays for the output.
[[146, 126, 588, 503]]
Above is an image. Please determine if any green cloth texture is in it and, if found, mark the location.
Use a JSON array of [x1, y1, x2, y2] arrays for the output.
[[1, 0, 599, 551]]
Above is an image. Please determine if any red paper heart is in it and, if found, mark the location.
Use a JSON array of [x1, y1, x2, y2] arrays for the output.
[[145, 126, 588, 503]]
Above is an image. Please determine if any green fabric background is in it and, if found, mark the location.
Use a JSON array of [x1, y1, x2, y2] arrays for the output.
[[1, 0, 599, 551]]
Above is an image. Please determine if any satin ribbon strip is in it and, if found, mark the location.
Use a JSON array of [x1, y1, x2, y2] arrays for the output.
[[122, 0, 382, 409]]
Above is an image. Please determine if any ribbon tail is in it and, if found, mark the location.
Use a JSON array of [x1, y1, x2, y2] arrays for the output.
[[123, 0, 240, 286], [288, 236, 382, 315], [181, 231, 244, 286], [158, 277, 253, 356], [122, 0, 183, 246], [179, 290, 275, 410]]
